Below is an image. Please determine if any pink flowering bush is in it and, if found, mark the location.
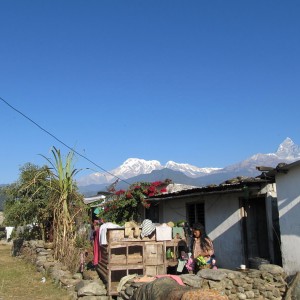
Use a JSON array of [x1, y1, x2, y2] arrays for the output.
[[97, 179, 171, 224]]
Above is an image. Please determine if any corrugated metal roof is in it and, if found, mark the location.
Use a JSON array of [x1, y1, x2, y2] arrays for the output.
[[264, 159, 300, 177], [147, 176, 271, 200]]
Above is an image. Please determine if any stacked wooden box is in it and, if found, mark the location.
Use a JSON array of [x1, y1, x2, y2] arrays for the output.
[[97, 228, 167, 296]]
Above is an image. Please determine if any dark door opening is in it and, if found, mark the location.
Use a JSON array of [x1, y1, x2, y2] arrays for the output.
[[243, 197, 270, 263]]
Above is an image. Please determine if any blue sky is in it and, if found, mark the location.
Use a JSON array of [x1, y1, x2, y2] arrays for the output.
[[1, 0, 300, 184]]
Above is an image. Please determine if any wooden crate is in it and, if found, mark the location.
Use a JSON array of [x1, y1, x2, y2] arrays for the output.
[[145, 264, 165, 276], [144, 242, 164, 265], [107, 228, 156, 242], [98, 229, 182, 296]]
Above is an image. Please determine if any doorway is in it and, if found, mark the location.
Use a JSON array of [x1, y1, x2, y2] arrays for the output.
[[242, 196, 270, 264]]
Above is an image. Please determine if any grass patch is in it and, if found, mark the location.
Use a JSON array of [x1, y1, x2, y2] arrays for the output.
[[0, 243, 72, 300]]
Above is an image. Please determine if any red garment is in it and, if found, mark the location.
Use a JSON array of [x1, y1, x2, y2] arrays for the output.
[[93, 227, 100, 265]]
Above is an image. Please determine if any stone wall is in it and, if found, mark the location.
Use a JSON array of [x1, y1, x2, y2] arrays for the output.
[[118, 266, 287, 300], [16, 240, 289, 300], [19, 240, 109, 300]]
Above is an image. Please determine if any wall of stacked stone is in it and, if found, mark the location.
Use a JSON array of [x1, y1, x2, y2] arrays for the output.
[[118, 266, 287, 300], [17, 240, 109, 300], [16, 240, 288, 300]]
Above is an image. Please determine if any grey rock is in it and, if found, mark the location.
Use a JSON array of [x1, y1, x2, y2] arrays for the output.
[[77, 297, 109, 300], [75, 280, 86, 291], [37, 251, 49, 256], [77, 281, 107, 296], [83, 270, 100, 280], [258, 264, 285, 275], [227, 272, 238, 280], [60, 275, 80, 286], [247, 270, 262, 278], [237, 293, 247, 299], [43, 261, 55, 270], [197, 269, 227, 281], [29, 240, 38, 248], [125, 286, 135, 296], [36, 247, 46, 253], [44, 242, 54, 249], [36, 266, 45, 273], [36, 258, 47, 267], [61, 265, 68, 271], [180, 274, 203, 288], [73, 272, 83, 280], [208, 279, 226, 290], [245, 290, 255, 298], [36, 240, 45, 248], [232, 278, 246, 286], [50, 268, 66, 282], [46, 256, 54, 262]]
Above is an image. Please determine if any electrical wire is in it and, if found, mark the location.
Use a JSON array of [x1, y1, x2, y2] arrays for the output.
[[0, 96, 131, 186]]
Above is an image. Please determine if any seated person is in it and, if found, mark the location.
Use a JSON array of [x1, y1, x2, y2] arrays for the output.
[[188, 223, 217, 272]]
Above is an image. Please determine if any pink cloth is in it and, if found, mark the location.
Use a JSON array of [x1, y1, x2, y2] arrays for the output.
[[93, 227, 100, 265], [155, 274, 185, 286]]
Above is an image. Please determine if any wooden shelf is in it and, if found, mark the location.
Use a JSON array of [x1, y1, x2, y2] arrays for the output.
[[98, 228, 185, 295]]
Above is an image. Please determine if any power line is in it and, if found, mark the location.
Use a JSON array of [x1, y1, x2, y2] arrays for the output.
[[0, 96, 131, 186]]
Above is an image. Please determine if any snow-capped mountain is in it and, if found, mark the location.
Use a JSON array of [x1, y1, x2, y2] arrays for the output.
[[111, 158, 163, 179], [276, 137, 300, 158], [224, 137, 300, 173], [165, 161, 221, 177], [77, 158, 218, 186], [77, 158, 163, 186], [77, 137, 300, 189]]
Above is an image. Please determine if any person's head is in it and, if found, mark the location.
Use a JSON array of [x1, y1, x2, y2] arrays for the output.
[[192, 223, 206, 239]]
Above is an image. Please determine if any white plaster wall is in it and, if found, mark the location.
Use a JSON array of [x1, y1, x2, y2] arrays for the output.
[[160, 193, 244, 270], [205, 194, 244, 270], [276, 167, 300, 275]]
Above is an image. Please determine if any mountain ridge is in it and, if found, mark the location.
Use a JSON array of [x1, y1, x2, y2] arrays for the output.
[[78, 137, 300, 196]]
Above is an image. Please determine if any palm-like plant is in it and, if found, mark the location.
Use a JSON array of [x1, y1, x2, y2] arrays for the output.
[[43, 147, 85, 260]]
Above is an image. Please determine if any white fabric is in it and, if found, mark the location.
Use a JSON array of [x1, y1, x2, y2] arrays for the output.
[[6, 227, 14, 240], [155, 223, 172, 241], [177, 259, 186, 272], [141, 219, 156, 238], [99, 222, 121, 245]]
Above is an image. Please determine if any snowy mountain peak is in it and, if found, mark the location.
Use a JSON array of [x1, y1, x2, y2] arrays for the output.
[[276, 137, 300, 158], [165, 161, 221, 177], [77, 138, 300, 188], [111, 158, 163, 179]]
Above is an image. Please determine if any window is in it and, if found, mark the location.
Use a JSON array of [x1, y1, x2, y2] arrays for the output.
[[186, 202, 205, 227]]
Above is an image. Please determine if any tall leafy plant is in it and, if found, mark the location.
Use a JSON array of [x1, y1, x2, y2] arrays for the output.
[[43, 147, 85, 260]]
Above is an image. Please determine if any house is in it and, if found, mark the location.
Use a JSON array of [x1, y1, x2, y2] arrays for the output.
[[263, 161, 300, 275], [146, 177, 282, 271]]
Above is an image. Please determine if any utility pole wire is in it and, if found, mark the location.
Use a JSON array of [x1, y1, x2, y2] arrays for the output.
[[0, 96, 130, 186]]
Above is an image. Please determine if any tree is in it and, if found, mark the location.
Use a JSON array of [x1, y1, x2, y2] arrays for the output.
[[3, 163, 52, 240]]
